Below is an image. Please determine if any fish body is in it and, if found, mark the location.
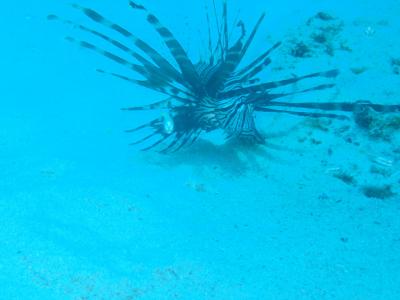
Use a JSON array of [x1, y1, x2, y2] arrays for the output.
[[49, 1, 400, 153]]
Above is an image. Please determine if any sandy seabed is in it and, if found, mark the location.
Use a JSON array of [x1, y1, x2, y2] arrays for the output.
[[1, 0, 399, 299]]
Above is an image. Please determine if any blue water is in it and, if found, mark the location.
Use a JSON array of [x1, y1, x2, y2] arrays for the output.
[[1, 0, 400, 299]]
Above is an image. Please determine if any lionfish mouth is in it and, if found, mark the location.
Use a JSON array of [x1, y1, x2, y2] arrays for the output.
[[48, 1, 400, 153]]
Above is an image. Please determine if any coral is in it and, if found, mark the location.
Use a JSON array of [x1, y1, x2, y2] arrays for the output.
[[290, 41, 312, 58], [353, 106, 400, 141], [289, 12, 349, 58], [353, 106, 376, 129]]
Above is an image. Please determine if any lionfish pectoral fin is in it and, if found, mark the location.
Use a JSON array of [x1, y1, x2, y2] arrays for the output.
[[174, 131, 201, 152], [97, 69, 192, 103], [186, 129, 202, 148], [264, 69, 339, 87], [49, 14, 158, 75], [71, 3, 184, 85], [64, 37, 159, 81], [96, 69, 153, 90], [256, 84, 337, 104], [238, 42, 282, 76], [159, 129, 202, 154], [65, 33, 188, 97], [121, 98, 172, 111], [241, 57, 272, 81], [354, 101, 400, 113], [264, 101, 400, 113], [125, 119, 161, 133], [220, 69, 340, 98], [129, 132, 158, 146], [140, 135, 171, 151], [158, 133, 186, 154], [256, 107, 349, 120], [50, 14, 190, 93], [239, 13, 266, 64], [128, 1, 202, 92]]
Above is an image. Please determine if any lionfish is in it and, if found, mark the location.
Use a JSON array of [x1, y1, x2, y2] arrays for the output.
[[48, 1, 400, 153]]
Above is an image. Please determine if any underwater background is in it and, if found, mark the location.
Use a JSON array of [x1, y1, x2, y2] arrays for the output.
[[1, 0, 400, 299]]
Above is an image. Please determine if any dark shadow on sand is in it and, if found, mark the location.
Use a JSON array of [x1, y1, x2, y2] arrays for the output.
[[138, 134, 298, 177]]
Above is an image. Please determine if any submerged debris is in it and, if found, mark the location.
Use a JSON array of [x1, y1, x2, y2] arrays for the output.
[[333, 171, 357, 186], [370, 165, 393, 177], [328, 168, 357, 186], [362, 184, 396, 199], [372, 156, 394, 168], [303, 118, 332, 132], [186, 181, 206, 193], [364, 26, 376, 37], [350, 66, 368, 75], [390, 58, 400, 75], [314, 12, 335, 22]]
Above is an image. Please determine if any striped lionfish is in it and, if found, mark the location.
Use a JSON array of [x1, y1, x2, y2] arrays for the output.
[[49, 1, 400, 153]]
